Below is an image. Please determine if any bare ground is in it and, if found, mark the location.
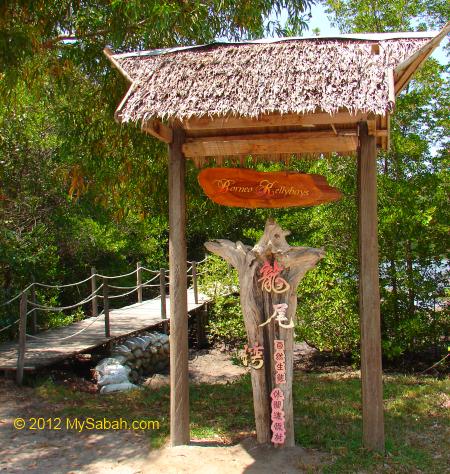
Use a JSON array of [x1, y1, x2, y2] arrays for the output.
[[0, 345, 329, 474]]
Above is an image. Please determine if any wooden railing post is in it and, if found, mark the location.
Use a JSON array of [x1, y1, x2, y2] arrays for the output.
[[30, 276, 37, 334], [137, 261, 142, 303], [103, 281, 110, 338], [91, 267, 98, 317], [192, 261, 199, 304], [160, 268, 167, 319], [16, 291, 28, 385]]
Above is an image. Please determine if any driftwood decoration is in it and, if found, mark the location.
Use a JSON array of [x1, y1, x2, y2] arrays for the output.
[[205, 219, 324, 447]]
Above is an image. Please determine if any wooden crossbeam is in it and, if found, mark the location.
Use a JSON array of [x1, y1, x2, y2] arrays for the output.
[[182, 130, 358, 157], [183, 111, 369, 131]]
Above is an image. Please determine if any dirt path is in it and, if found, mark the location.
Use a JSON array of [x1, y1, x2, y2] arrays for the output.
[[0, 347, 328, 473]]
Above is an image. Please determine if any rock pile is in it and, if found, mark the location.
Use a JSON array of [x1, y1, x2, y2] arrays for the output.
[[94, 331, 169, 392]]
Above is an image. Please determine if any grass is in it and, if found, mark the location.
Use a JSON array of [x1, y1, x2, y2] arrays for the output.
[[34, 372, 449, 472]]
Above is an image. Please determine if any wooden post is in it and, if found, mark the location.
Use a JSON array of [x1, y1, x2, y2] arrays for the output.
[[16, 291, 27, 385], [30, 277, 37, 334], [91, 267, 98, 317], [160, 268, 167, 319], [358, 121, 385, 452], [192, 261, 199, 304], [103, 281, 110, 338], [137, 261, 143, 303], [168, 125, 189, 446], [196, 305, 208, 349]]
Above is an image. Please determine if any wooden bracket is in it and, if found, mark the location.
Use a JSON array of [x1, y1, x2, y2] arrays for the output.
[[142, 120, 173, 144]]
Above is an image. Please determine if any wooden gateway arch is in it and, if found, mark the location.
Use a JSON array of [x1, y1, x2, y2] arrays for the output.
[[105, 24, 449, 451]]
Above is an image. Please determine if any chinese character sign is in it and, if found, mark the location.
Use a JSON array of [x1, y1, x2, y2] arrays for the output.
[[259, 303, 294, 329], [258, 260, 290, 294], [274, 340, 286, 385], [270, 388, 286, 444], [240, 343, 264, 369]]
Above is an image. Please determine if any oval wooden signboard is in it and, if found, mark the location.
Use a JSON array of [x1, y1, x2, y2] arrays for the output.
[[198, 168, 342, 208]]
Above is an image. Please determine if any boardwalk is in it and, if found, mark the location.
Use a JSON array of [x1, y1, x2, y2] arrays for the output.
[[0, 289, 209, 371]]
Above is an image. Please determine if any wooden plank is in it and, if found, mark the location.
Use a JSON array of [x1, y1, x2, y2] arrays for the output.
[[168, 125, 190, 446], [16, 292, 27, 385], [183, 131, 358, 157], [142, 120, 173, 143], [357, 121, 385, 452], [183, 111, 368, 131]]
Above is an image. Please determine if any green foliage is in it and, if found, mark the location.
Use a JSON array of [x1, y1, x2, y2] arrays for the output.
[[198, 255, 246, 346], [0, 0, 314, 332]]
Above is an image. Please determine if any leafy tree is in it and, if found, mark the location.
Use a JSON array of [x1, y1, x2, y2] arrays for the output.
[[0, 1, 315, 333]]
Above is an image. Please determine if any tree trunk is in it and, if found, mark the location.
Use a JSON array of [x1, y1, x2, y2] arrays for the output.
[[205, 218, 324, 447]]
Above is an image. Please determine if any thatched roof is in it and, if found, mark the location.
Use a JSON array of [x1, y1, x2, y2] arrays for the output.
[[106, 29, 447, 124]]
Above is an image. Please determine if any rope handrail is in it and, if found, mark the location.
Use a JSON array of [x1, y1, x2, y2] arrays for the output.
[[34, 274, 94, 289], [98, 286, 138, 300], [0, 285, 33, 308], [140, 266, 160, 274], [107, 273, 160, 290], [0, 256, 209, 309], [28, 285, 103, 312], [96, 268, 138, 279], [0, 319, 20, 334], [25, 311, 105, 342], [187, 256, 208, 265]]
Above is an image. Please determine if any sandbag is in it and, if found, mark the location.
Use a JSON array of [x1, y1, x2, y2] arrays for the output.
[[100, 382, 138, 394], [95, 358, 123, 375]]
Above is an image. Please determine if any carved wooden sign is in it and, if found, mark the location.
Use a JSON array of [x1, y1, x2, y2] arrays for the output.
[[198, 168, 342, 208], [205, 219, 325, 447]]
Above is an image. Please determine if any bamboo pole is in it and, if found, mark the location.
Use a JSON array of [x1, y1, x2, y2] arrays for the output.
[[358, 121, 385, 452], [168, 125, 189, 446], [16, 291, 28, 385]]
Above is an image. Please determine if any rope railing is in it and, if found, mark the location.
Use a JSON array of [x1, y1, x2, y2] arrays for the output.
[[34, 274, 94, 289], [1, 256, 209, 330], [25, 311, 105, 342], [4, 255, 210, 385]]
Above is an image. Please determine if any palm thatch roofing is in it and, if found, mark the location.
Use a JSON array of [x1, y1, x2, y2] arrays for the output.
[[106, 25, 449, 159]]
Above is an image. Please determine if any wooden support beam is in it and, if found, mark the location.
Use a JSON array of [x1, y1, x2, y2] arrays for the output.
[[103, 282, 110, 338], [91, 267, 98, 317], [183, 130, 358, 157], [168, 125, 189, 446], [357, 121, 385, 452], [160, 268, 167, 319], [16, 291, 27, 385], [137, 261, 143, 303], [183, 111, 368, 131], [394, 23, 450, 95], [142, 120, 173, 143]]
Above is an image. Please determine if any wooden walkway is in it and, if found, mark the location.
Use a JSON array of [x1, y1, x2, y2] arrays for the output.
[[0, 289, 209, 371]]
